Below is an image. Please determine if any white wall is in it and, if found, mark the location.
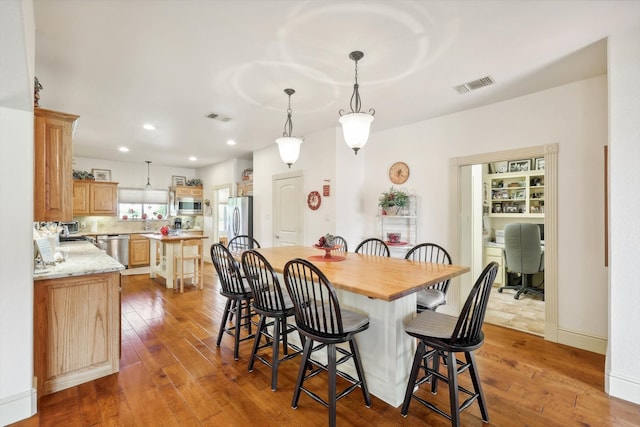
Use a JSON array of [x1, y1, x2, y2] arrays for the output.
[[362, 77, 608, 340], [0, 1, 37, 424], [252, 126, 339, 248], [73, 156, 196, 189], [253, 78, 608, 344], [607, 25, 640, 405]]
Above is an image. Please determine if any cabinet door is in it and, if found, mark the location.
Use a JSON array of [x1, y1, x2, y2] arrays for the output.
[[484, 246, 505, 286], [72, 181, 91, 215], [90, 182, 118, 215], [129, 235, 150, 267], [34, 272, 120, 397], [34, 109, 78, 221]]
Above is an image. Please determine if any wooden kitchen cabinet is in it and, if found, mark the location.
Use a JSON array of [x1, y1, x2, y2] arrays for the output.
[[34, 271, 120, 397], [34, 108, 79, 222], [174, 185, 203, 198], [129, 233, 150, 267], [73, 181, 118, 216]]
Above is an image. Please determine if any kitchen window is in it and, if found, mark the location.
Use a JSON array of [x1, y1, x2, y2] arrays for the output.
[[118, 188, 168, 221]]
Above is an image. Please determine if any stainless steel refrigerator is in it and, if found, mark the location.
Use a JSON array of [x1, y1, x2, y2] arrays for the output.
[[226, 196, 253, 242]]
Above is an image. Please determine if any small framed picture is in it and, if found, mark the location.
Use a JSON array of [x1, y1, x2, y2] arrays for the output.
[[92, 168, 111, 182], [513, 190, 526, 199], [172, 175, 186, 186], [508, 159, 531, 173], [493, 203, 502, 213], [505, 205, 519, 213], [492, 161, 508, 174], [535, 157, 545, 170]]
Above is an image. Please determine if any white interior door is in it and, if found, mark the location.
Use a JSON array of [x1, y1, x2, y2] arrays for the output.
[[273, 173, 303, 247]]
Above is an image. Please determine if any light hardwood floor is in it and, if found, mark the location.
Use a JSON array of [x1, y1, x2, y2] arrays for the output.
[[12, 264, 639, 426]]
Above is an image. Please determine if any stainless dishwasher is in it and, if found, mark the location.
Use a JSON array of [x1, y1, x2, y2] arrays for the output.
[[97, 234, 130, 268]]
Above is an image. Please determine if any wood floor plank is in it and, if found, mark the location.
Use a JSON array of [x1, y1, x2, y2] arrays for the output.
[[11, 264, 640, 427]]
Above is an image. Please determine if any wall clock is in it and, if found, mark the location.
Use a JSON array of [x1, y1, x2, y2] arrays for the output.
[[307, 191, 321, 210], [389, 161, 410, 184]]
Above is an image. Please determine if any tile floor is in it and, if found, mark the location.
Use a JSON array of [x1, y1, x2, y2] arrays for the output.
[[485, 285, 545, 336]]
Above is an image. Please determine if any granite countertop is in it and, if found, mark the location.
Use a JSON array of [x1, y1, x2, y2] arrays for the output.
[[78, 228, 203, 237], [34, 241, 125, 281]]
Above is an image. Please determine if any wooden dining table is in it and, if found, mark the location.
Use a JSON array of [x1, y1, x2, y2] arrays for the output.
[[251, 245, 470, 407]]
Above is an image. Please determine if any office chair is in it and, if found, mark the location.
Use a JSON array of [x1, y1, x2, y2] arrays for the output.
[[498, 223, 544, 300]]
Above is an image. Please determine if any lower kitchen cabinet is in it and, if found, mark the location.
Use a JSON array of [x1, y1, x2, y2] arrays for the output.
[[129, 233, 150, 267], [34, 271, 120, 397], [484, 246, 505, 286]]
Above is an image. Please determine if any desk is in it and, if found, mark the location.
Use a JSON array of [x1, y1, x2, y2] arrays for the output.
[[254, 246, 469, 407], [142, 233, 207, 289]]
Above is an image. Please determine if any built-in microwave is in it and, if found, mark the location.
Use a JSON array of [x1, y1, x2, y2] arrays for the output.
[[176, 197, 203, 215]]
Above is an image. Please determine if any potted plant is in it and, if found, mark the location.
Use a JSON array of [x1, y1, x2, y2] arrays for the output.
[[378, 187, 409, 215]]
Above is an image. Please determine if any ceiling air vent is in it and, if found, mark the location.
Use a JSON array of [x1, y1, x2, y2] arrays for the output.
[[206, 112, 232, 122], [454, 76, 495, 94]]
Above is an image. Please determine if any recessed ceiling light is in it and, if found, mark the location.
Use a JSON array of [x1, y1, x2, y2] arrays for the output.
[[143, 124, 156, 130], [227, 139, 236, 146], [119, 146, 129, 152], [189, 156, 197, 161]]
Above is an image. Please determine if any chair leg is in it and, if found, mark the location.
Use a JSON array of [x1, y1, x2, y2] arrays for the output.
[[431, 347, 441, 394], [248, 315, 266, 373], [446, 351, 461, 427], [271, 316, 281, 391], [292, 338, 313, 409], [233, 298, 242, 360], [327, 343, 337, 427], [466, 351, 489, 422], [349, 338, 371, 407], [401, 341, 427, 416], [216, 299, 232, 347]]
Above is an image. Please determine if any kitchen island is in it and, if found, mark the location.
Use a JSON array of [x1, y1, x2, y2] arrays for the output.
[[33, 241, 124, 398], [142, 233, 206, 289]]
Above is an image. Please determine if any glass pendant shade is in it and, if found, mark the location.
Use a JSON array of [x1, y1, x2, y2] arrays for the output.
[[276, 136, 303, 167], [276, 88, 303, 168], [339, 112, 374, 154]]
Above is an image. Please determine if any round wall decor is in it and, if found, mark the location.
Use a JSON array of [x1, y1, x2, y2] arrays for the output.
[[307, 191, 321, 210], [389, 161, 410, 184]]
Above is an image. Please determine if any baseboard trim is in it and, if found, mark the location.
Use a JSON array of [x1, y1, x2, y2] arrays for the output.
[[557, 327, 607, 354], [0, 386, 37, 426], [606, 371, 640, 405]]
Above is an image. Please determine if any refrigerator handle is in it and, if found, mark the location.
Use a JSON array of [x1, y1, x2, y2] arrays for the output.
[[232, 206, 240, 235]]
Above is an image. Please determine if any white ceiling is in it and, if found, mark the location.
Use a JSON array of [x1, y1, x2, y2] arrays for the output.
[[32, 0, 640, 168]]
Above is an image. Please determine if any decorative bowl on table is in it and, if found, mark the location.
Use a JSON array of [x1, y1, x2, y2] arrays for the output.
[[312, 233, 343, 259]]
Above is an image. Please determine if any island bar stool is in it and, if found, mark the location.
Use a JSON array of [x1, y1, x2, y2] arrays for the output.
[[241, 250, 303, 391], [354, 237, 390, 257], [404, 243, 453, 312], [283, 258, 371, 427], [332, 235, 348, 254], [173, 238, 204, 293], [210, 243, 256, 360], [401, 262, 499, 427]]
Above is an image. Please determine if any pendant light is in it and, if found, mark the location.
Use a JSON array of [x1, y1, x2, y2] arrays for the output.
[[145, 160, 152, 189], [338, 51, 375, 155], [276, 88, 303, 168]]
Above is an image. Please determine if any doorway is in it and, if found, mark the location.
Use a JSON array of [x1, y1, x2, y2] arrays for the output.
[[272, 171, 304, 247], [450, 144, 558, 342]]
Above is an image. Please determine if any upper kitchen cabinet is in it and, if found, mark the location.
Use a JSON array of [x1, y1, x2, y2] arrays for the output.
[[34, 108, 79, 222], [73, 181, 119, 216], [174, 185, 203, 199]]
